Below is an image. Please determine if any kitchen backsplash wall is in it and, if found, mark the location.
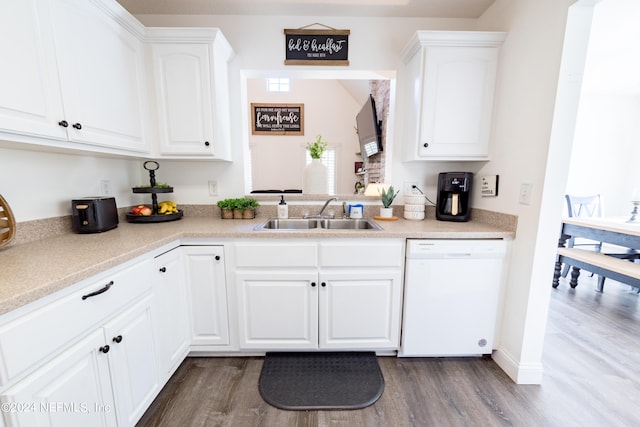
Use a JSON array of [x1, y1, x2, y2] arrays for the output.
[[0, 146, 142, 222]]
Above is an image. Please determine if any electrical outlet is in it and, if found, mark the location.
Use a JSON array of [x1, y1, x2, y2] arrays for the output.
[[404, 181, 418, 194], [208, 180, 218, 196], [519, 182, 533, 205], [100, 180, 111, 196]]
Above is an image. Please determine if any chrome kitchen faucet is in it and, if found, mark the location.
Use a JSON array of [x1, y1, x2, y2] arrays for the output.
[[304, 197, 338, 219]]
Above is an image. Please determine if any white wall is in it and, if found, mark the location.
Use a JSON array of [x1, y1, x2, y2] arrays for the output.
[[476, 0, 587, 383], [0, 147, 143, 221], [566, 0, 640, 216]]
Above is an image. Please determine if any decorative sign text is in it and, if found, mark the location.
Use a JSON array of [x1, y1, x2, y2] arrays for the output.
[[284, 28, 350, 66], [251, 103, 304, 135]]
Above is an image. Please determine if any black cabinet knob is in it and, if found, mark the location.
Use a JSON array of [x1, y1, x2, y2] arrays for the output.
[[321, 282, 326, 287], [99, 345, 110, 354], [72, 123, 82, 130], [204, 141, 210, 147], [113, 335, 123, 343], [159, 267, 166, 273], [58, 120, 68, 128], [311, 282, 316, 287], [423, 142, 429, 148], [215, 255, 220, 261]]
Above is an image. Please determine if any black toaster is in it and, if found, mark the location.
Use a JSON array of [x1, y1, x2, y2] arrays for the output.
[[71, 197, 119, 233]]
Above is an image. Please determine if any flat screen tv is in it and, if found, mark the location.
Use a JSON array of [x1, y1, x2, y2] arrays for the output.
[[356, 94, 383, 157]]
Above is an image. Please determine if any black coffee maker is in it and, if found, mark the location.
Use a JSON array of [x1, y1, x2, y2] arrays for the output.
[[436, 172, 473, 222]]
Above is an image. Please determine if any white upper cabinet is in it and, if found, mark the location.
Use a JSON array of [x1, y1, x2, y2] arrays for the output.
[[0, 0, 67, 141], [0, 0, 150, 155], [48, 0, 149, 153], [402, 31, 506, 161], [147, 28, 234, 160]]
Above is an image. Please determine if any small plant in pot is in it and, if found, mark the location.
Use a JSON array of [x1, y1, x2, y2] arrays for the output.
[[240, 198, 260, 219], [217, 198, 236, 219], [379, 185, 399, 218]]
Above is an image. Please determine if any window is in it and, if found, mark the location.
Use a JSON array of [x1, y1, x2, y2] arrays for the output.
[[305, 148, 336, 195], [267, 77, 290, 92]]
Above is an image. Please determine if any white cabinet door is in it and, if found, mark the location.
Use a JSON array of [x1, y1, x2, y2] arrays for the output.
[[183, 246, 230, 347], [0, 330, 117, 427], [48, 0, 148, 152], [152, 248, 189, 378], [0, 0, 66, 140], [319, 270, 403, 349], [103, 297, 159, 427], [151, 43, 216, 156], [403, 32, 505, 161], [236, 271, 318, 349], [148, 29, 233, 159]]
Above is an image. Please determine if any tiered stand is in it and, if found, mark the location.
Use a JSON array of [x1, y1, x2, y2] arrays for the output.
[[126, 161, 183, 223]]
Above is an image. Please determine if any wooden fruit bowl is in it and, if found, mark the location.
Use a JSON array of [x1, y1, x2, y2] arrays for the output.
[[0, 194, 16, 249]]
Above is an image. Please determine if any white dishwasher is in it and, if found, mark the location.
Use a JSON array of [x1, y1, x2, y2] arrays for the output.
[[399, 239, 507, 357]]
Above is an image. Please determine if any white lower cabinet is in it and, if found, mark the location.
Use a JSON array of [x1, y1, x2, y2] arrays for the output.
[[152, 247, 189, 378], [183, 246, 230, 348], [1, 296, 159, 427], [234, 239, 404, 351], [319, 271, 402, 349], [0, 259, 161, 427], [236, 271, 319, 349], [1, 329, 117, 427], [102, 297, 159, 426]]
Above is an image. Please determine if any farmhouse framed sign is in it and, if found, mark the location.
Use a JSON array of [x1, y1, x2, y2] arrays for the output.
[[251, 103, 304, 135], [284, 24, 350, 66]]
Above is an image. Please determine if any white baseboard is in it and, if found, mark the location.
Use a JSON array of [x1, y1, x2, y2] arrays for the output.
[[493, 347, 544, 384]]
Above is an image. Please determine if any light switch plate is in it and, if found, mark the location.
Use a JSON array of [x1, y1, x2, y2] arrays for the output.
[[519, 182, 533, 205], [208, 180, 218, 196], [480, 175, 499, 197]]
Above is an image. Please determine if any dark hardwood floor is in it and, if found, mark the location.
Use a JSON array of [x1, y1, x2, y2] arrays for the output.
[[137, 276, 640, 427]]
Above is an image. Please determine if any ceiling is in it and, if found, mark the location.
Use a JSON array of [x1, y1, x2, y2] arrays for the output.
[[115, 0, 496, 18]]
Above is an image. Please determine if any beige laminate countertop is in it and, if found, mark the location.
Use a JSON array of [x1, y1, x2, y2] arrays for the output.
[[0, 215, 515, 317]]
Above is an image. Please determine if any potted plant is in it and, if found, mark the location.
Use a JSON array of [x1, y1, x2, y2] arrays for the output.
[[240, 198, 260, 219], [217, 198, 236, 219], [303, 134, 329, 194], [379, 185, 399, 218], [306, 134, 328, 159]]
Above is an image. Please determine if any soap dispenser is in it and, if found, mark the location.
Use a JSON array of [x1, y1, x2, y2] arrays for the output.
[[277, 195, 288, 219]]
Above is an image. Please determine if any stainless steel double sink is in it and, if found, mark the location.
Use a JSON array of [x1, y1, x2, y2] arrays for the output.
[[254, 217, 383, 231]]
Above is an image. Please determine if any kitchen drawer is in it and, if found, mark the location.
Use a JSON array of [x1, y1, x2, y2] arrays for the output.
[[0, 259, 152, 388], [319, 239, 404, 268], [234, 241, 318, 268]]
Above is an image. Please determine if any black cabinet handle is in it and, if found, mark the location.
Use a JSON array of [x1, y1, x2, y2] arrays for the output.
[[82, 281, 114, 300], [321, 282, 326, 287], [159, 267, 166, 273], [72, 123, 82, 130], [113, 335, 123, 344], [204, 141, 210, 147], [311, 282, 316, 287], [99, 345, 110, 354], [58, 120, 68, 128], [215, 255, 220, 261], [423, 142, 429, 148]]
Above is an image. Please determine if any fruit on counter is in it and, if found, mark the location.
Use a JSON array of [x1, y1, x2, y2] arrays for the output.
[[158, 200, 179, 215], [130, 205, 152, 216]]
